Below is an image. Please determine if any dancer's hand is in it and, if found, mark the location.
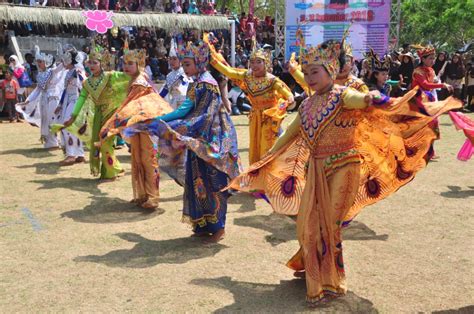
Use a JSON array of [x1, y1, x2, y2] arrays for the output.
[[366, 90, 381, 105], [444, 83, 454, 93], [289, 53, 298, 72]]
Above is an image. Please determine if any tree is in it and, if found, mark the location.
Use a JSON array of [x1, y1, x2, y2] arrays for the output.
[[400, 0, 474, 52], [214, 0, 275, 18]]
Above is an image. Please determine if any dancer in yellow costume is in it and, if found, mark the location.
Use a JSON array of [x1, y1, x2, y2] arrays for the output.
[[206, 35, 294, 164], [62, 45, 129, 180], [99, 46, 173, 209], [227, 40, 460, 305]]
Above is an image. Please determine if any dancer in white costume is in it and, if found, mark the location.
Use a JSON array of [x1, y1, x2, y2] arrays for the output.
[[159, 37, 191, 109], [55, 46, 87, 165], [16, 46, 66, 149]]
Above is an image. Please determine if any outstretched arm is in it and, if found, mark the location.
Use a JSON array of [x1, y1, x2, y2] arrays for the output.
[[158, 98, 194, 122]]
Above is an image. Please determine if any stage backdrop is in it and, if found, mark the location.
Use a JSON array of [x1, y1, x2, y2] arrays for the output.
[[285, 0, 391, 60]]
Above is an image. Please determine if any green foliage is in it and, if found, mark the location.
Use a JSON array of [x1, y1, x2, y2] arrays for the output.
[[214, 0, 275, 18], [400, 0, 474, 52]]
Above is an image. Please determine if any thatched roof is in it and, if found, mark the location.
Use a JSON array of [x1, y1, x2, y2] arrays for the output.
[[0, 4, 230, 31]]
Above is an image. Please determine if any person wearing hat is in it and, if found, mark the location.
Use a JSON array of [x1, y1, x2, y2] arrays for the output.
[[207, 34, 294, 165], [159, 37, 191, 110], [411, 44, 461, 159], [55, 46, 87, 166], [16, 45, 65, 150], [398, 51, 415, 90], [227, 39, 451, 306], [123, 40, 241, 243], [99, 45, 173, 209], [62, 42, 129, 180]]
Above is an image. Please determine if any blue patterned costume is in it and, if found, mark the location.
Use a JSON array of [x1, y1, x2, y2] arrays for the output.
[[125, 71, 241, 234]]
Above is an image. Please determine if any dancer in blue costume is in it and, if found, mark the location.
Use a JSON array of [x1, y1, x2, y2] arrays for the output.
[[125, 40, 241, 243]]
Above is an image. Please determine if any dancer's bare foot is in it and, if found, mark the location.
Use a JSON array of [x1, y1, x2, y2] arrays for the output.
[[59, 156, 77, 166], [141, 200, 158, 210], [191, 232, 211, 238], [117, 169, 126, 177], [293, 271, 305, 279], [203, 229, 225, 244], [75, 156, 86, 163]]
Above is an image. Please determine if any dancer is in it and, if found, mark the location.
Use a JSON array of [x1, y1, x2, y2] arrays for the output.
[[55, 46, 87, 166], [159, 37, 191, 110], [411, 44, 454, 158], [16, 46, 65, 149], [227, 40, 460, 305], [99, 47, 173, 209], [206, 35, 293, 164], [62, 45, 129, 180], [124, 40, 241, 242], [364, 49, 400, 95]]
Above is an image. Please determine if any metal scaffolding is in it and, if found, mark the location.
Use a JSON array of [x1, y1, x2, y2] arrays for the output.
[[389, 0, 402, 49], [274, 0, 286, 60]]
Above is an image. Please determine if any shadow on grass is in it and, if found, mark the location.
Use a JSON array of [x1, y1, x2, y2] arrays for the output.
[[233, 213, 295, 246], [61, 196, 162, 224], [74, 233, 227, 268], [440, 186, 474, 199], [31, 177, 106, 196], [228, 193, 257, 213], [0, 147, 54, 159], [432, 305, 474, 314], [234, 214, 388, 246], [190, 276, 378, 313], [17, 161, 62, 175], [343, 221, 389, 242]]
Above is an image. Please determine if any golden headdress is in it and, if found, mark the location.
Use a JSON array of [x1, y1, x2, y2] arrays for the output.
[[341, 24, 353, 58], [88, 39, 112, 69], [364, 48, 391, 72], [300, 41, 341, 80], [177, 40, 210, 73], [411, 44, 436, 58], [123, 39, 147, 70], [249, 37, 272, 71]]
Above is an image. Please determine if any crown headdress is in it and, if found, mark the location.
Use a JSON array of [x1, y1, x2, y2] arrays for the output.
[[341, 24, 353, 57], [34, 45, 54, 68], [177, 40, 209, 73], [249, 36, 272, 71], [300, 41, 341, 80], [411, 44, 436, 58], [364, 48, 391, 72], [123, 39, 147, 70], [88, 39, 111, 62]]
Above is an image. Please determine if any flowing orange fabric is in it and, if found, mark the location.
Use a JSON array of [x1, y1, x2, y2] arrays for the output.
[[228, 87, 461, 302], [99, 74, 173, 207]]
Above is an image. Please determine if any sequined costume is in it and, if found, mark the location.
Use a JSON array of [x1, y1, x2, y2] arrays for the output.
[[100, 71, 173, 208], [125, 71, 241, 233], [227, 41, 460, 303], [207, 39, 293, 164]]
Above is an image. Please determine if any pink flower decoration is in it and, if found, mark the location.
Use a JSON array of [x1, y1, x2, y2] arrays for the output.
[[82, 10, 114, 34]]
